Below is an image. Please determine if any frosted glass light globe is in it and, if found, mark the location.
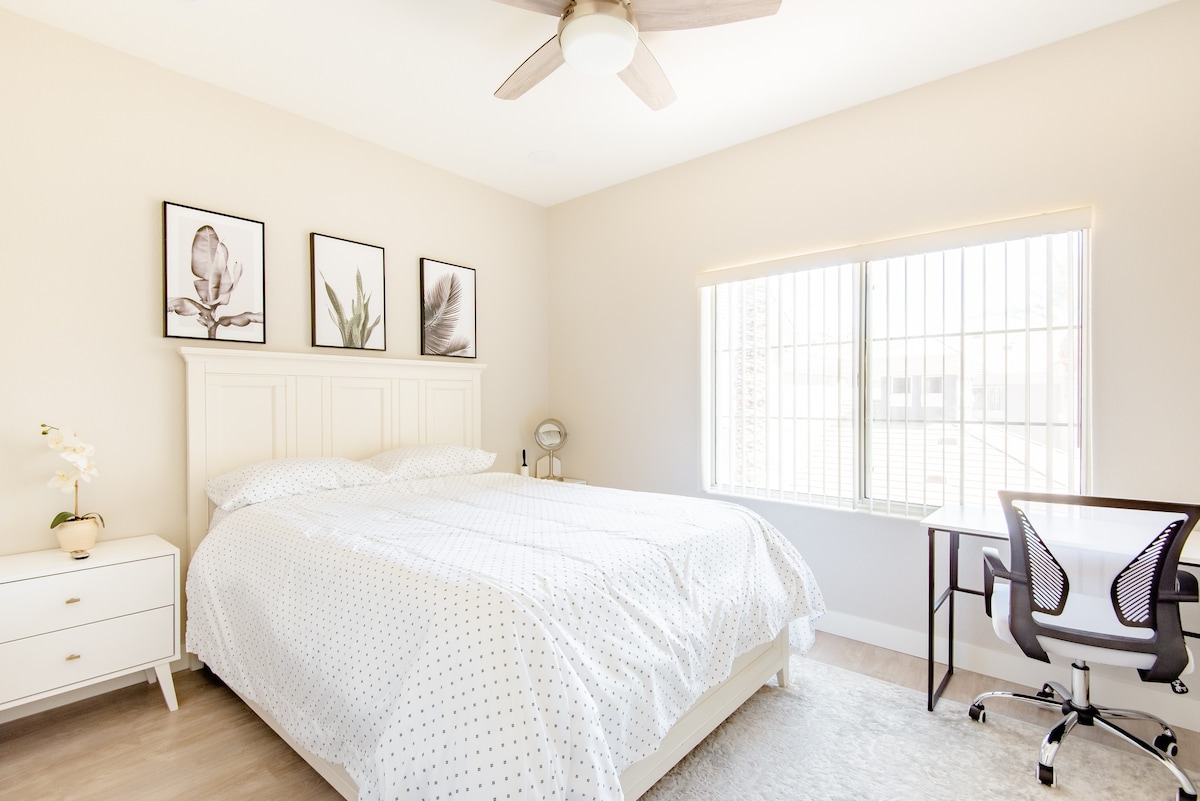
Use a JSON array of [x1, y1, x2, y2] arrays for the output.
[[559, 12, 638, 76]]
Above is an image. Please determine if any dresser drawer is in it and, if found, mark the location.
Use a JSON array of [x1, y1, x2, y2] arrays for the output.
[[0, 555, 174, 643], [0, 606, 176, 705]]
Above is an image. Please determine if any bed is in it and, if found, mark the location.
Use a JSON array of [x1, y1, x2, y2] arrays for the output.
[[180, 348, 824, 800]]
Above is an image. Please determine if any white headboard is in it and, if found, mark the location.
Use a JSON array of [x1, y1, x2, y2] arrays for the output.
[[181, 347, 484, 560]]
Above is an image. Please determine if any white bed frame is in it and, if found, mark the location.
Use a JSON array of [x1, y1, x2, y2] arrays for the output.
[[181, 347, 790, 800]]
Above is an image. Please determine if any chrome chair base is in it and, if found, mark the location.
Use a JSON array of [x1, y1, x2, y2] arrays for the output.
[[969, 661, 1196, 801]]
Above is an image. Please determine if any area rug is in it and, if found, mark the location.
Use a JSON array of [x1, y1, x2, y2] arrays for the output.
[[642, 657, 1187, 801]]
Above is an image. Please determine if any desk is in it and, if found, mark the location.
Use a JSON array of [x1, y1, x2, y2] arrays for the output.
[[924, 505, 1200, 711]]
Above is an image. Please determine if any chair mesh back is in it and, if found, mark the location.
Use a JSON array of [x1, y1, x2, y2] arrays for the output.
[[1112, 520, 1182, 628], [1014, 507, 1069, 616]]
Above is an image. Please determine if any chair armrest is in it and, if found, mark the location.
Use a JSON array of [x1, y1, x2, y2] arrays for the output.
[[1163, 570, 1199, 604], [982, 547, 1012, 618]]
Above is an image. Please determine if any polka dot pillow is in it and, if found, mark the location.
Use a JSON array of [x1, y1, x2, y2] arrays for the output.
[[207, 456, 390, 511], [362, 444, 496, 479]]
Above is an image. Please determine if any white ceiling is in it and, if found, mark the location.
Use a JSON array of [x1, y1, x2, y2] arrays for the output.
[[1, 0, 1176, 206]]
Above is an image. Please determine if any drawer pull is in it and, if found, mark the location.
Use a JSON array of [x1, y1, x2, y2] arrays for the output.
[[65, 597, 81, 605], [65, 654, 82, 661]]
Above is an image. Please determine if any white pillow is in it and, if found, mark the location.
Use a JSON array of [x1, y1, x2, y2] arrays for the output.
[[363, 444, 496, 479], [206, 456, 389, 511]]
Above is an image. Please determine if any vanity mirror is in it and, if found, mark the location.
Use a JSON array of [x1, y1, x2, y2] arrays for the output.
[[533, 418, 567, 480]]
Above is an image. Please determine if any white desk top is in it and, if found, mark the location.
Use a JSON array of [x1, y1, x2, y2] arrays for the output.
[[922, 505, 1008, 538], [923, 504, 1200, 565]]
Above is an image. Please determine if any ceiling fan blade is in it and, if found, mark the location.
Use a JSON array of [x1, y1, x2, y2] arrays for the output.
[[495, 36, 566, 100], [634, 0, 783, 32], [491, 0, 567, 17], [618, 39, 676, 111]]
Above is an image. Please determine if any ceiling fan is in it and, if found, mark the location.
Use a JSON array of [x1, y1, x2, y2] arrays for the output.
[[493, 0, 783, 111]]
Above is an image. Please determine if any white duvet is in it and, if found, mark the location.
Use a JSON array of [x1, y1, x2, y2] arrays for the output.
[[186, 473, 824, 801]]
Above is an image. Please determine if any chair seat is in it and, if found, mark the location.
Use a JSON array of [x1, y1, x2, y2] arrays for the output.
[[990, 582, 1192, 671]]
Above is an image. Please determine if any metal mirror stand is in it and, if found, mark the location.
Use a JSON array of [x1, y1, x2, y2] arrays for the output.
[[533, 418, 567, 480]]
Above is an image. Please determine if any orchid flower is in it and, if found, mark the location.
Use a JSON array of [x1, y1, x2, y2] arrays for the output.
[[40, 424, 104, 530], [48, 467, 81, 492], [75, 458, 98, 481], [57, 440, 95, 468], [44, 427, 80, 452]]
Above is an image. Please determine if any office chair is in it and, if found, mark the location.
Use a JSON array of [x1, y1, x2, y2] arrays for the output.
[[969, 491, 1200, 800]]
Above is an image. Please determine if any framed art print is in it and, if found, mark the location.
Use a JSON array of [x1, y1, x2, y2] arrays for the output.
[[163, 201, 265, 342], [420, 258, 476, 358], [311, 233, 385, 350]]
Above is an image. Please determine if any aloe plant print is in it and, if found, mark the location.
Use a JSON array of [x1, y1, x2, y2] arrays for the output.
[[164, 203, 265, 343], [323, 268, 381, 348], [310, 233, 385, 350]]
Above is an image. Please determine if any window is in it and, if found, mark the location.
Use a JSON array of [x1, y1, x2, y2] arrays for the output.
[[700, 211, 1088, 515]]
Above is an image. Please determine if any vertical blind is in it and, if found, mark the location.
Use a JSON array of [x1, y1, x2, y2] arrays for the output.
[[700, 211, 1088, 514]]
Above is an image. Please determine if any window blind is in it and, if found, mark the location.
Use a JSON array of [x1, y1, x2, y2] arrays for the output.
[[701, 211, 1088, 514]]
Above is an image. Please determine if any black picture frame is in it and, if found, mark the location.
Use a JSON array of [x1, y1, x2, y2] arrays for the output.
[[163, 201, 265, 343], [420, 258, 477, 358], [311, 233, 386, 351]]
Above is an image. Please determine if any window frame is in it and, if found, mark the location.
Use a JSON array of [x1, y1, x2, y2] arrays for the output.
[[698, 209, 1092, 516]]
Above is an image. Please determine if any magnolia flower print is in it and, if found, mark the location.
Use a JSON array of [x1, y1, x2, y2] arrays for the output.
[[167, 225, 264, 339]]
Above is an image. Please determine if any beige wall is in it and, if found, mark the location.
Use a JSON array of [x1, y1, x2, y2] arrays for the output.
[[3, 0, 1198, 728], [546, 2, 1200, 722], [0, 10, 550, 559]]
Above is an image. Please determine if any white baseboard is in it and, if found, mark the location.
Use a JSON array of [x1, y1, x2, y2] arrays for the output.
[[815, 612, 1200, 732], [816, 610, 927, 659]]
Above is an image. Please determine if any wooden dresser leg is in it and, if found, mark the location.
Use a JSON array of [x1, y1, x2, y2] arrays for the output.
[[154, 663, 179, 711]]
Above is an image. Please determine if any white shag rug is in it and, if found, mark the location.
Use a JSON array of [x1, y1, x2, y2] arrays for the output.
[[642, 657, 1188, 801]]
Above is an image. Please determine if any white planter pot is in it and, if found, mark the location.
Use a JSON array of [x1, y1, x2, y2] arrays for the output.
[[55, 517, 100, 555]]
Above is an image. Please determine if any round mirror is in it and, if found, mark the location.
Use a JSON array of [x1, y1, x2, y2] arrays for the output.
[[534, 418, 567, 452]]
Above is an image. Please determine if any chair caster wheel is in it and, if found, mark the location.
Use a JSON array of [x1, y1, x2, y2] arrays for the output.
[[1176, 789, 1196, 801], [969, 703, 986, 723], [1037, 683, 1056, 700], [1156, 733, 1180, 757], [1038, 763, 1056, 787]]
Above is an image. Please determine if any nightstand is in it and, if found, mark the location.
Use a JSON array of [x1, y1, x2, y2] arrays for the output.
[[0, 535, 180, 713]]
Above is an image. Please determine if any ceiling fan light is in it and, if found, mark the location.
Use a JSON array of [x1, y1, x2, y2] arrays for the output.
[[559, 12, 638, 76]]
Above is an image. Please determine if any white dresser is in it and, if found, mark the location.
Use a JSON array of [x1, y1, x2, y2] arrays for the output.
[[0, 534, 180, 712]]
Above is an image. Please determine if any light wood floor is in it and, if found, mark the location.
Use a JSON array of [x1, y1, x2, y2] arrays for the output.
[[2, 632, 1196, 800], [803, 632, 1200, 772]]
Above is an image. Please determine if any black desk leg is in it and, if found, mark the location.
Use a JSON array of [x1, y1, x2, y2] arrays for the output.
[[928, 526, 935, 709], [949, 529, 959, 679], [928, 527, 960, 711]]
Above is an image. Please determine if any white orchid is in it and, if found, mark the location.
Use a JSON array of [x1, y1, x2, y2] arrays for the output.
[[48, 467, 81, 492], [76, 459, 98, 481], [44, 427, 80, 452], [60, 442, 96, 470], [40, 424, 104, 530]]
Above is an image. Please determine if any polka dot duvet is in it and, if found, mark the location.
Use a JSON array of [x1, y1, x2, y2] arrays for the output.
[[186, 472, 825, 800]]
